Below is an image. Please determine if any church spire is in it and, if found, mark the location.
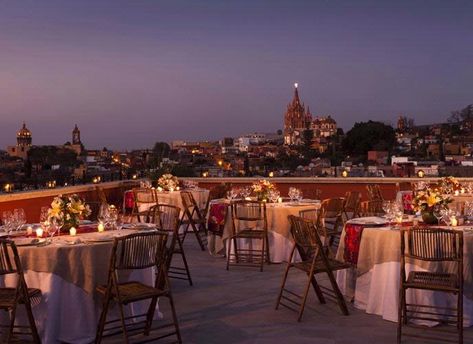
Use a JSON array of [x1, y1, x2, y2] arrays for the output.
[[292, 82, 300, 105]]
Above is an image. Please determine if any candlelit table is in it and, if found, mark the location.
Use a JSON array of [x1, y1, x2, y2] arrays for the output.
[[1, 227, 161, 343], [335, 218, 473, 326], [207, 199, 321, 262]]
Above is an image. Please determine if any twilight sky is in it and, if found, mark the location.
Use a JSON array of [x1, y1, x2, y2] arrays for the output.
[[0, 0, 472, 150]]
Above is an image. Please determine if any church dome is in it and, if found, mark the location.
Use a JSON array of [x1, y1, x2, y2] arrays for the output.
[[17, 122, 31, 138]]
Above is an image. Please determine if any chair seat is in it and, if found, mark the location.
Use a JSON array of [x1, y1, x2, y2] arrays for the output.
[[96, 281, 166, 304], [0, 288, 42, 309], [405, 271, 459, 291], [293, 258, 351, 273], [234, 228, 265, 238]]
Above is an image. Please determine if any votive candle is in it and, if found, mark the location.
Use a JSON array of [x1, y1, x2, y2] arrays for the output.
[[36, 228, 43, 237], [451, 217, 458, 227], [70, 227, 77, 236], [157, 187, 163, 192], [97, 223, 105, 232], [277, 197, 283, 203], [27, 226, 33, 236], [176, 186, 180, 191]]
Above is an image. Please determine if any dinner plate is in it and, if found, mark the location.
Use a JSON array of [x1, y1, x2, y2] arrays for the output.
[[83, 235, 114, 243], [348, 217, 389, 226], [14, 238, 47, 247], [122, 223, 156, 230]]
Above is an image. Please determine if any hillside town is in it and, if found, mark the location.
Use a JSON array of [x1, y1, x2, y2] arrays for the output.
[[1, 84, 473, 192]]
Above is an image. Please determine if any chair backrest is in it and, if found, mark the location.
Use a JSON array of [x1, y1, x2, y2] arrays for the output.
[[299, 208, 318, 222], [133, 188, 156, 205], [0, 240, 19, 276], [288, 215, 325, 261], [112, 231, 168, 271], [366, 184, 384, 201], [148, 204, 181, 233], [344, 191, 361, 214], [402, 227, 463, 262], [232, 200, 265, 221], [208, 183, 232, 200], [180, 191, 196, 211], [360, 200, 384, 216], [319, 197, 345, 219]]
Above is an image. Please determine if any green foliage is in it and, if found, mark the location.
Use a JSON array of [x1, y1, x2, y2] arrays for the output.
[[342, 121, 396, 158], [150, 142, 171, 167], [28, 146, 78, 167]]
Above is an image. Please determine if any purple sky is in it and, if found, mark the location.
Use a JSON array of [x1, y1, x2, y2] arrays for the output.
[[1, 0, 472, 150]]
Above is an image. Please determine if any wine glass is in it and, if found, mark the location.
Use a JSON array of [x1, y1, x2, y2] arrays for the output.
[[269, 189, 281, 203], [382, 201, 392, 216], [288, 187, 297, 202], [2, 211, 13, 234], [241, 187, 251, 199], [46, 217, 62, 242], [433, 207, 444, 225], [98, 203, 110, 226], [108, 206, 119, 230], [14, 208, 26, 231]]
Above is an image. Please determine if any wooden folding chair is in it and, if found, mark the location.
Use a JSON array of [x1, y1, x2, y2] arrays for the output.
[[149, 204, 193, 286], [398, 227, 463, 344], [317, 198, 345, 253], [226, 200, 270, 272], [359, 200, 385, 217], [95, 231, 181, 344], [180, 191, 208, 251], [366, 184, 384, 201], [342, 191, 361, 222], [0, 240, 41, 343], [131, 188, 157, 223], [276, 216, 350, 321]]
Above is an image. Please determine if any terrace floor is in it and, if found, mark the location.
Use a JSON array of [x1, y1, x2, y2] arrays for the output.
[[107, 240, 473, 344]]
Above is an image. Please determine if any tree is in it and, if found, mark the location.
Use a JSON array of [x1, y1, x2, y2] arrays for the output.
[[151, 142, 170, 167], [342, 121, 396, 158], [302, 128, 314, 148]]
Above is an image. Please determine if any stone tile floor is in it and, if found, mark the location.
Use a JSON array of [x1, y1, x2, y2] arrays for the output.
[[108, 241, 472, 344]]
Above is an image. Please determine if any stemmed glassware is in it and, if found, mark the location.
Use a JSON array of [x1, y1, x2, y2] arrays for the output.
[[268, 189, 281, 203], [288, 187, 302, 202], [433, 206, 444, 225], [2, 211, 13, 234], [98, 203, 110, 228], [226, 188, 239, 201], [240, 187, 251, 199]]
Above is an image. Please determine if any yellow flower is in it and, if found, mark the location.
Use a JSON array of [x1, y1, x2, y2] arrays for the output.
[[427, 193, 438, 207]]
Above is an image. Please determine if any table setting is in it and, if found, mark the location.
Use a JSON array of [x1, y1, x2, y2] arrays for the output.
[[207, 180, 321, 261], [336, 177, 473, 327], [0, 194, 162, 343]]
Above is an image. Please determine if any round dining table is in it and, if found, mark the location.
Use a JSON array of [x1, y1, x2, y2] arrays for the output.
[[1, 227, 160, 344], [336, 217, 473, 327], [207, 199, 321, 262]]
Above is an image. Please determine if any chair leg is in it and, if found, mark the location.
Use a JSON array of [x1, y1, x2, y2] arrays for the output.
[[177, 239, 193, 286], [144, 296, 158, 336], [458, 290, 463, 344], [226, 237, 233, 270], [298, 268, 316, 322], [310, 274, 326, 304], [192, 222, 206, 251], [265, 233, 271, 265], [275, 263, 292, 310], [6, 304, 17, 344], [117, 303, 130, 344], [260, 237, 265, 272], [325, 270, 349, 315], [95, 293, 112, 344], [23, 296, 41, 343], [167, 293, 182, 343], [397, 286, 404, 344]]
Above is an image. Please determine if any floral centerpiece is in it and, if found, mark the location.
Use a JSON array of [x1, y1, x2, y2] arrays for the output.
[[251, 179, 276, 201], [412, 186, 452, 224], [157, 173, 179, 191], [48, 194, 91, 231], [439, 176, 463, 195]]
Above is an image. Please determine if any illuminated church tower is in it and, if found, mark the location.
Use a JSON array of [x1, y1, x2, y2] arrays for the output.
[[284, 83, 312, 145], [71, 124, 83, 154], [7, 122, 32, 159]]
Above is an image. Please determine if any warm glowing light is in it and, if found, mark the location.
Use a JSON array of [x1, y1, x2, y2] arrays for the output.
[[97, 223, 105, 232], [417, 170, 425, 178], [268, 172, 274, 178], [202, 172, 209, 178], [36, 228, 44, 237], [69, 227, 77, 236], [341, 170, 348, 178], [294, 82, 298, 88], [218, 160, 223, 167]]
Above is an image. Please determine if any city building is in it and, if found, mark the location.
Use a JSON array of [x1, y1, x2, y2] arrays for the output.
[[7, 122, 32, 159], [283, 83, 311, 145]]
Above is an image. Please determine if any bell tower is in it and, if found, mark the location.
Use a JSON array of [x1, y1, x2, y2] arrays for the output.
[[72, 124, 81, 145]]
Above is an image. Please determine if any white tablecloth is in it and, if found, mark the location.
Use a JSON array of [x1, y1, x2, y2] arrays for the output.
[[1, 229, 161, 343], [208, 200, 321, 263], [336, 221, 473, 326]]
